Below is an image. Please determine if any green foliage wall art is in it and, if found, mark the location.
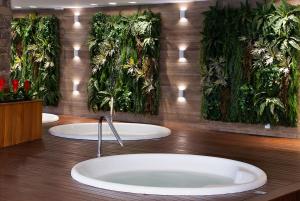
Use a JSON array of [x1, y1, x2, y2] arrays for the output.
[[201, 0, 300, 126], [11, 14, 60, 106], [88, 11, 161, 115]]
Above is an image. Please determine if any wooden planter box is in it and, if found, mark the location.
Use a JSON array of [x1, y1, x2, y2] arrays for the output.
[[0, 100, 43, 148]]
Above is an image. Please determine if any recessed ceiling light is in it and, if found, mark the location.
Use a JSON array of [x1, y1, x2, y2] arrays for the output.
[[128, 1, 137, 3], [29, 5, 37, 8], [90, 3, 98, 6], [14, 6, 22, 9], [109, 2, 117, 5]]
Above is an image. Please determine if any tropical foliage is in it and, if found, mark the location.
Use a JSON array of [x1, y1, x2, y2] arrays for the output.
[[201, 0, 300, 126], [88, 11, 160, 115], [11, 14, 60, 106]]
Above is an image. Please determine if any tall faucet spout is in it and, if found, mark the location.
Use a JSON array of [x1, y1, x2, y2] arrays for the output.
[[104, 115, 123, 147], [97, 115, 123, 158]]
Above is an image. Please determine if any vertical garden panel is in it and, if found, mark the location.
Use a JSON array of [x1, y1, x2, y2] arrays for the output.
[[201, 0, 300, 126], [10, 15, 60, 106], [88, 11, 161, 115]]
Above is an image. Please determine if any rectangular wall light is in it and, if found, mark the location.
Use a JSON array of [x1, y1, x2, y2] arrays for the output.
[[180, 9, 186, 19], [178, 85, 186, 103], [73, 80, 80, 96], [73, 45, 80, 60], [74, 12, 80, 24], [179, 47, 187, 63], [179, 7, 188, 23], [73, 11, 81, 28], [74, 49, 79, 58]]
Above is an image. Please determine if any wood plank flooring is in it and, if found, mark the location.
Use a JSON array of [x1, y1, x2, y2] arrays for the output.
[[1, 115, 300, 201]]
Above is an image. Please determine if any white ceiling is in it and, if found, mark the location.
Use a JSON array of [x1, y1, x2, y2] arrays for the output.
[[11, 0, 204, 10]]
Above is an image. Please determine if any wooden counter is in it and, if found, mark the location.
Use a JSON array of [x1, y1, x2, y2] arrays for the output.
[[0, 100, 43, 148]]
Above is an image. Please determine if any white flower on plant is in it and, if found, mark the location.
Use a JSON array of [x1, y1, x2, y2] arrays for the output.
[[275, 53, 284, 61], [239, 36, 247, 41], [92, 68, 98, 74], [264, 55, 274, 65], [279, 67, 289, 76]]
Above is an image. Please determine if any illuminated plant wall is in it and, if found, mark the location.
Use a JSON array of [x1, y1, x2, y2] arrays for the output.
[[11, 14, 60, 106], [88, 11, 161, 115], [201, 0, 300, 126]]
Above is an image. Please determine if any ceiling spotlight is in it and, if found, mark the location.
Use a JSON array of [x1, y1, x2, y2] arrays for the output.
[[90, 3, 98, 6], [14, 6, 22, 9], [29, 5, 37, 8], [128, 1, 137, 3], [109, 2, 117, 5]]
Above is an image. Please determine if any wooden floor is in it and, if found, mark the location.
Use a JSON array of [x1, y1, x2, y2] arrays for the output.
[[1, 115, 300, 201]]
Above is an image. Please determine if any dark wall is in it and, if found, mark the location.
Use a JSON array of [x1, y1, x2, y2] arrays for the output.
[[0, 0, 11, 79]]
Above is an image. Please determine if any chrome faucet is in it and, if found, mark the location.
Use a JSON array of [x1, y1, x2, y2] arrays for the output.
[[97, 115, 123, 157]]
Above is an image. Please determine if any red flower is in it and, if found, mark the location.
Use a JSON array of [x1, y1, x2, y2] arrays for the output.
[[0, 78, 5, 92], [12, 79, 19, 93], [24, 80, 31, 93]]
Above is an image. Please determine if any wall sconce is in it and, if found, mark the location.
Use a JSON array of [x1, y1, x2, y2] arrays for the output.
[[73, 45, 80, 60], [74, 12, 80, 23], [74, 48, 79, 58], [74, 11, 80, 27], [179, 46, 187, 63], [73, 80, 80, 96], [178, 85, 186, 103], [179, 7, 188, 23], [180, 8, 186, 19]]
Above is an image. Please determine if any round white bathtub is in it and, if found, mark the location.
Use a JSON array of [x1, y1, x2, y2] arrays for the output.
[[71, 154, 267, 195], [49, 123, 171, 140], [42, 113, 59, 124]]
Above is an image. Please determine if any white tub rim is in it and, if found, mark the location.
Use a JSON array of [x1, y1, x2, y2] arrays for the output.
[[42, 113, 59, 124], [49, 122, 171, 141], [71, 153, 267, 196]]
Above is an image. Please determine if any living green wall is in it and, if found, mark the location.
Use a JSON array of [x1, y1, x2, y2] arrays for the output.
[[88, 11, 161, 115], [201, 0, 300, 126], [10, 14, 60, 106]]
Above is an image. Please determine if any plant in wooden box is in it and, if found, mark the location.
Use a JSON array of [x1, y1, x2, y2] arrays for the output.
[[0, 78, 32, 103], [11, 79, 19, 100], [0, 78, 5, 101], [23, 80, 31, 100]]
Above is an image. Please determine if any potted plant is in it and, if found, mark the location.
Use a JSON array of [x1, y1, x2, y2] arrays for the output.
[[0, 78, 33, 103], [23, 80, 31, 100], [0, 78, 5, 101]]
